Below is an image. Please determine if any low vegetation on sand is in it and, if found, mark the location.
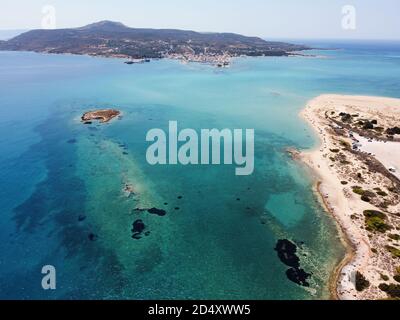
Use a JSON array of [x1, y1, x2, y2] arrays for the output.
[[355, 271, 370, 292], [378, 283, 400, 298], [363, 210, 392, 233], [386, 245, 400, 259]]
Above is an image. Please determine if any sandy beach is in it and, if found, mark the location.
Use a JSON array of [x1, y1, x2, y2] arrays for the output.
[[298, 94, 400, 300]]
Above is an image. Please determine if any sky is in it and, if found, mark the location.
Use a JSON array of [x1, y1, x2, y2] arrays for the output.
[[0, 0, 399, 40]]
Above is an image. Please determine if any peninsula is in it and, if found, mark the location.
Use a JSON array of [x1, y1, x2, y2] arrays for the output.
[[0, 21, 309, 66], [296, 95, 400, 300]]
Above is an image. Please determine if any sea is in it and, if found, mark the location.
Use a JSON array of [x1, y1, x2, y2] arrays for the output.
[[0, 40, 399, 299]]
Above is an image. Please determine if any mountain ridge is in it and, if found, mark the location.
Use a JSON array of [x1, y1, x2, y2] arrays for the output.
[[0, 21, 310, 62]]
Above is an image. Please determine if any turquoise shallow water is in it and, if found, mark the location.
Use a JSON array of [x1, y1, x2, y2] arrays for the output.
[[0, 41, 400, 299]]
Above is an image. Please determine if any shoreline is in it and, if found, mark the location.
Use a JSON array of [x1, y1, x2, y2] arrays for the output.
[[297, 111, 356, 301], [0, 48, 318, 66], [296, 94, 400, 300], [289, 148, 355, 300], [316, 180, 354, 301]]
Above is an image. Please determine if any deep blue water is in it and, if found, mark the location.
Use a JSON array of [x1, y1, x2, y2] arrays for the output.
[[0, 40, 399, 299]]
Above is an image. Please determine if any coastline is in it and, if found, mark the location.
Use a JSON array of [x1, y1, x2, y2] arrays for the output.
[[0, 48, 318, 68], [296, 94, 400, 300], [316, 180, 355, 301], [297, 110, 356, 301], [291, 137, 354, 300]]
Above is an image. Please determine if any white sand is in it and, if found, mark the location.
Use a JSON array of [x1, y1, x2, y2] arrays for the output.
[[299, 94, 400, 300], [353, 133, 400, 180]]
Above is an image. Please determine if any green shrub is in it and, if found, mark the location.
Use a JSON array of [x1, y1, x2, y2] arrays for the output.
[[341, 181, 348, 185], [365, 216, 391, 232], [340, 140, 351, 148], [355, 271, 370, 292], [377, 191, 388, 197], [386, 127, 400, 135], [388, 234, 400, 241], [381, 274, 389, 281], [363, 121, 374, 130], [352, 187, 377, 199], [364, 210, 386, 219], [386, 245, 400, 258], [394, 275, 400, 283], [361, 195, 371, 202], [330, 148, 340, 153], [379, 283, 389, 291], [364, 210, 391, 233], [379, 283, 400, 298], [363, 190, 376, 198], [352, 186, 365, 195], [380, 201, 389, 209]]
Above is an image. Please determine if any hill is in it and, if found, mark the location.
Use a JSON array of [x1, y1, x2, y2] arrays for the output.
[[0, 21, 309, 62]]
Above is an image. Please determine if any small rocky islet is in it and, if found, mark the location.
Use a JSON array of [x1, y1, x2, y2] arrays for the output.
[[147, 207, 167, 216], [130, 193, 188, 240], [131, 219, 148, 240], [130, 208, 166, 240], [88, 233, 98, 241], [275, 239, 300, 268], [274, 239, 311, 287], [81, 109, 120, 124], [286, 268, 311, 287]]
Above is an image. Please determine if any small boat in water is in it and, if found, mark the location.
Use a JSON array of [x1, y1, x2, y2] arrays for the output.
[[125, 58, 150, 64]]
